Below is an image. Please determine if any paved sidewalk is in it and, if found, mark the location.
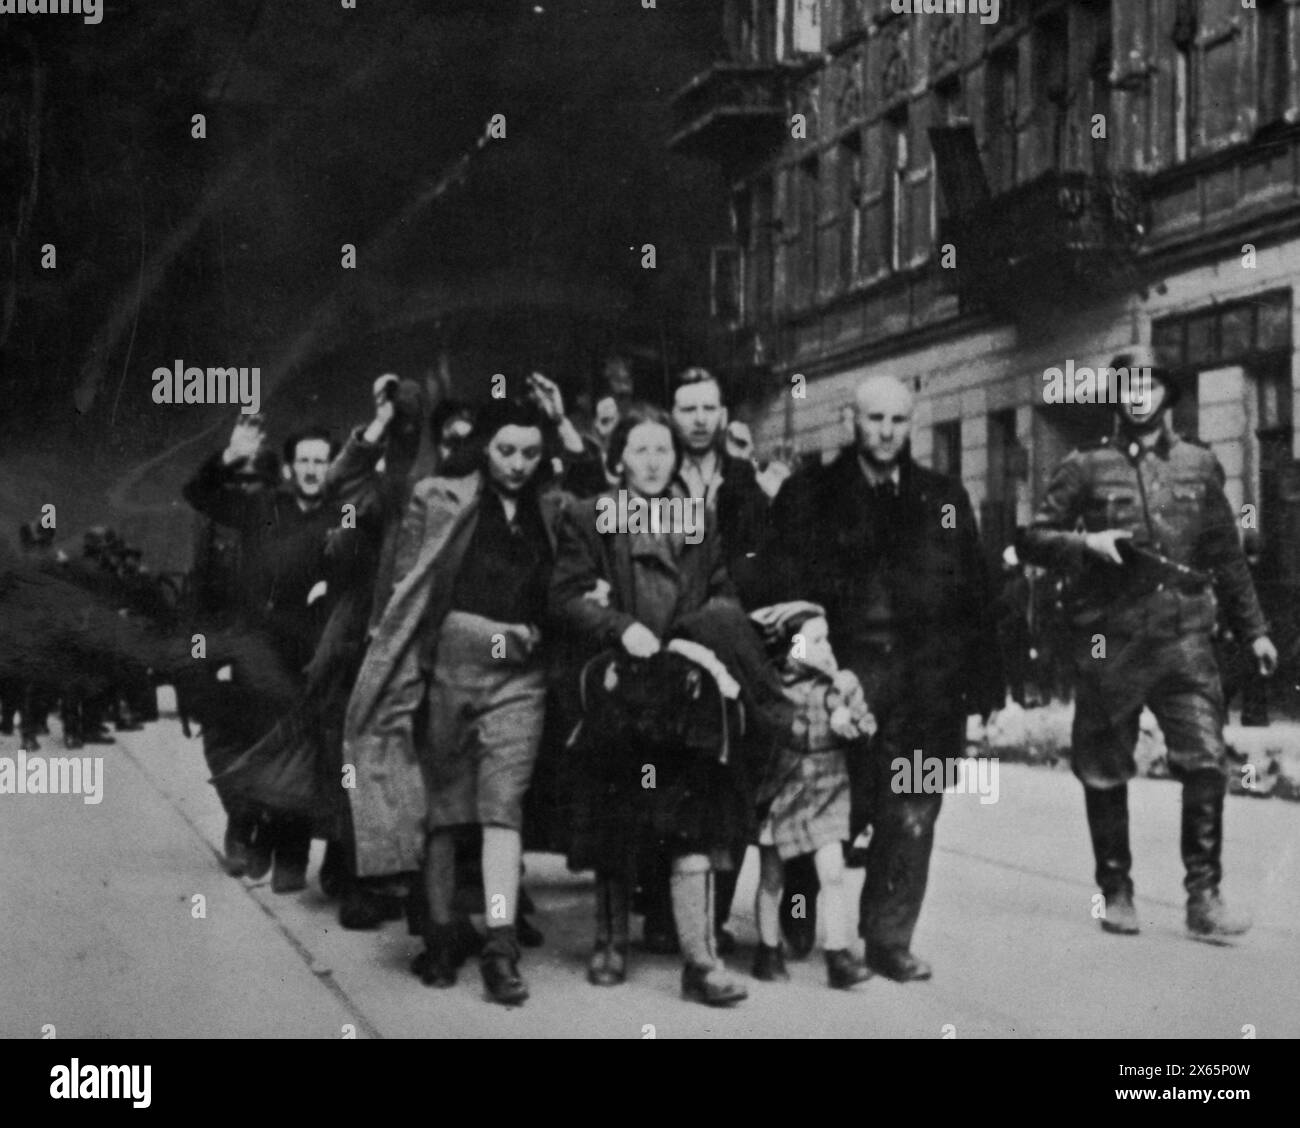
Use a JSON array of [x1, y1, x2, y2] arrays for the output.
[[3, 708, 1297, 1039]]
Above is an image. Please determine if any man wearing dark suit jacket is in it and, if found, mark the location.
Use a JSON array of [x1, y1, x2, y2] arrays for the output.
[[754, 375, 1002, 981]]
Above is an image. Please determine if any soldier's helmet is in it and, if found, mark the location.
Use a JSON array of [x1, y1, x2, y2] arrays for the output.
[[1109, 344, 1182, 407]]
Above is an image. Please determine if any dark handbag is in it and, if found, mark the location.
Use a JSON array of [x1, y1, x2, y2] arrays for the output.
[[570, 649, 740, 765]]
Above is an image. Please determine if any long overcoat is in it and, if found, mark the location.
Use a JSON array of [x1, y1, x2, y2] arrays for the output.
[[547, 491, 755, 869], [342, 472, 567, 878]]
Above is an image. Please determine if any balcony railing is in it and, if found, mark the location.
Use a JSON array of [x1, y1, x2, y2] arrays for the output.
[[940, 171, 1148, 310], [668, 63, 786, 158]]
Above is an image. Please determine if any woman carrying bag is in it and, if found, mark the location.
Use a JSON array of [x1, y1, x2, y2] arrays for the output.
[[549, 403, 750, 1007]]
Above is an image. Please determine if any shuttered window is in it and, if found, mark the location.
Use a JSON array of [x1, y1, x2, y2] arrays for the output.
[[1257, 0, 1289, 129]]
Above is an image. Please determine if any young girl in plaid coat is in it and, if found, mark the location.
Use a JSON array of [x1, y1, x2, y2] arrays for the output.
[[751, 602, 876, 989]]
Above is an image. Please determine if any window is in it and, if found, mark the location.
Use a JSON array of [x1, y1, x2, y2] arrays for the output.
[[1153, 290, 1295, 438], [785, 0, 821, 57], [837, 131, 863, 287], [1173, 44, 1196, 162], [729, 1, 757, 63], [840, 0, 865, 42], [931, 80, 964, 248], [985, 47, 1019, 192], [1257, 355, 1293, 433], [726, 187, 752, 322], [1084, 0, 1113, 173], [1171, 1, 1199, 161], [1257, 0, 1289, 129], [710, 246, 742, 325], [1153, 290, 1294, 371], [933, 419, 962, 480], [888, 110, 909, 272], [748, 177, 775, 323], [1033, 8, 1070, 171], [793, 155, 820, 308], [987, 410, 1021, 499]]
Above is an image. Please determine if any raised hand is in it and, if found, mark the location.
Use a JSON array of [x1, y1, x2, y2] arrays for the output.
[[527, 372, 565, 421], [223, 415, 266, 466]]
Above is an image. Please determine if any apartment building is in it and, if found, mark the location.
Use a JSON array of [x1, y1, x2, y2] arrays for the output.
[[670, 0, 1300, 601]]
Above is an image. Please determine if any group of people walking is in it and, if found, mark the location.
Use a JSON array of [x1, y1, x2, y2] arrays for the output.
[[3, 343, 1271, 1013], [180, 349, 1275, 1008], [174, 363, 1008, 1008]]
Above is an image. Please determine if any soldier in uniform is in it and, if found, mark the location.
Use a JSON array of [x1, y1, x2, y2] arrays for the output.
[[1020, 346, 1278, 943]]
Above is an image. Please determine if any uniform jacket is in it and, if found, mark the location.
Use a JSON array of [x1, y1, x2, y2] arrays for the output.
[[750, 446, 1003, 720], [1019, 429, 1267, 641], [343, 471, 569, 877]]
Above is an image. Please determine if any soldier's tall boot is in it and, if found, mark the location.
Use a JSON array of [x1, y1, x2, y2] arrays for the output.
[[1182, 770, 1250, 944], [1083, 784, 1139, 934]]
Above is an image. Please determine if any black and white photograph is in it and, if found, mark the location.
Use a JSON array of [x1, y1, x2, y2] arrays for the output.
[[1, 0, 1297, 1084]]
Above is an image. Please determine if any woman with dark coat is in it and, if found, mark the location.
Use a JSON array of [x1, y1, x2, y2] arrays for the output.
[[343, 393, 583, 1007], [549, 403, 750, 1007]]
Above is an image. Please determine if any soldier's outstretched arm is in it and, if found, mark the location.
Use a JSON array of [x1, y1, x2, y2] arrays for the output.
[[1018, 454, 1091, 570]]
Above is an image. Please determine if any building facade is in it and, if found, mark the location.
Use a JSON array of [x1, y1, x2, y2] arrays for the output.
[[671, 0, 1300, 605]]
